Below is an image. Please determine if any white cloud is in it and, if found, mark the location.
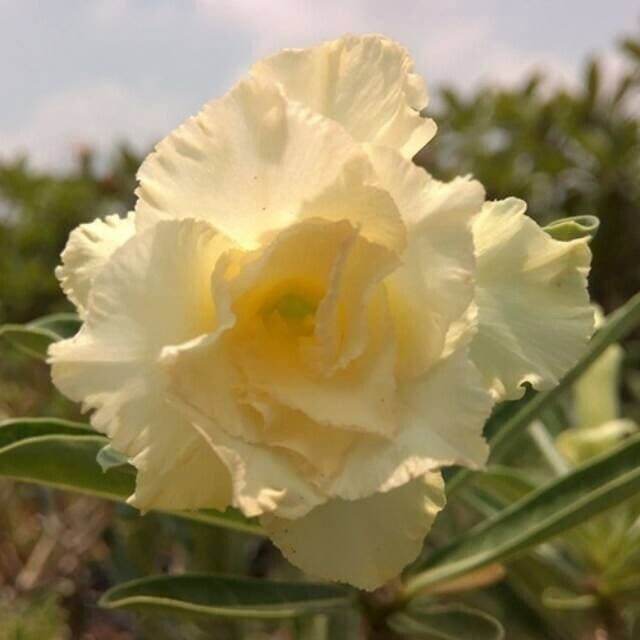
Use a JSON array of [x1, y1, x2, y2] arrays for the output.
[[0, 83, 188, 172]]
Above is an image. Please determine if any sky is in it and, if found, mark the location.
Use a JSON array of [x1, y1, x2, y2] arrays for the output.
[[2, 0, 639, 171]]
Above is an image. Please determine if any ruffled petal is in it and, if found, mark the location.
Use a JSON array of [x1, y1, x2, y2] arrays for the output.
[[172, 401, 326, 519], [471, 198, 594, 400], [368, 147, 484, 377], [252, 34, 436, 158], [129, 407, 232, 512], [56, 212, 136, 318], [322, 349, 491, 501], [49, 219, 235, 510], [135, 75, 360, 247], [262, 473, 446, 590]]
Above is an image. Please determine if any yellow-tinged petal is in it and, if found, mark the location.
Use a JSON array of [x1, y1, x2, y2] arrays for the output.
[[135, 75, 360, 247], [471, 198, 594, 400], [368, 146, 483, 376], [56, 212, 136, 318], [322, 349, 491, 500], [172, 401, 326, 519], [262, 473, 446, 591], [49, 219, 235, 510], [129, 407, 232, 512], [252, 34, 436, 158]]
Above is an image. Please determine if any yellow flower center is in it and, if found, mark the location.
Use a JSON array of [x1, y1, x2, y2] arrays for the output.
[[262, 291, 318, 337]]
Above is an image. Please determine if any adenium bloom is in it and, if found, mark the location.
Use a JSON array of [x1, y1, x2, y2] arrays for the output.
[[49, 35, 593, 590]]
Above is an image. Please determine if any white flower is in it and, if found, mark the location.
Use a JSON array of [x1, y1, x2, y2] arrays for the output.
[[49, 34, 593, 590]]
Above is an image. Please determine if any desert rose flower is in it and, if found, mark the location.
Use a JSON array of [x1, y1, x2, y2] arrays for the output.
[[49, 35, 593, 589]]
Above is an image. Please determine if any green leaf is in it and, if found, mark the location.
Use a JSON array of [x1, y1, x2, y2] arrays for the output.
[[0, 422, 263, 536], [406, 433, 640, 595], [448, 291, 640, 496], [468, 465, 538, 504], [543, 215, 599, 242], [388, 603, 504, 640], [0, 324, 60, 360], [541, 587, 598, 611], [0, 417, 94, 448], [99, 573, 353, 619], [0, 312, 80, 360], [30, 312, 81, 338]]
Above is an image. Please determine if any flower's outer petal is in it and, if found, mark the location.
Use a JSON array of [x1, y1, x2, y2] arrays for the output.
[[471, 198, 594, 401], [49, 219, 235, 511], [172, 402, 326, 519], [252, 34, 436, 158], [322, 349, 491, 501], [129, 406, 232, 512], [262, 473, 446, 590], [56, 212, 136, 318], [135, 75, 359, 247], [368, 146, 484, 376]]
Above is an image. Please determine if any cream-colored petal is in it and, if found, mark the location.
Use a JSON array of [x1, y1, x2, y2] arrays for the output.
[[368, 147, 484, 376], [49, 219, 235, 510], [56, 212, 136, 318], [253, 34, 436, 158], [471, 198, 594, 401], [238, 324, 398, 439], [135, 75, 359, 247], [322, 349, 491, 501], [171, 401, 326, 519], [298, 154, 406, 252], [262, 473, 446, 590], [129, 406, 232, 512]]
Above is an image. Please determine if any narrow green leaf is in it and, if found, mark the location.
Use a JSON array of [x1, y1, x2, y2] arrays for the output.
[[99, 573, 353, 619], [0, 417, 94, 448], [388, 603, 504, 640], [0, 313, 80, 360], [468, 466, 538, 504], [448, 291, 640, 495], [0, 427, 262, 536], [0, 434, 136, 500], [0, 324, 59, 360], [406, 433, 640, 595], [30, 312, 81, 339], [541, 587, 598, 611], [544, 215, 599, 242]]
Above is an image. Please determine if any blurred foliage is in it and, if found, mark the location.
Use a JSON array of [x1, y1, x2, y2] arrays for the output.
[[1, 28, 640, 640], [416, 33, 640, 313]]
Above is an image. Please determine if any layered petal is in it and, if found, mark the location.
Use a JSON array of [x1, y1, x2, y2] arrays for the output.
[[321, 349, 491, 501], [56, 212, 136, 318], [173, 400, 326, 519], [252, 34, 436, 158], [49, 219, 235, 510], [369, 147, 484, 376], [471, 198, 594, 400], [135, 75, 361, 247], [262, 473, 446, 590]]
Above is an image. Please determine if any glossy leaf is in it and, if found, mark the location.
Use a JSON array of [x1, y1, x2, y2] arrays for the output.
[[406, 433, 640, 595], [389, 602, 504, 640], [100, 573, 353, 619]]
